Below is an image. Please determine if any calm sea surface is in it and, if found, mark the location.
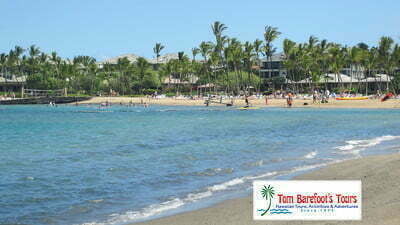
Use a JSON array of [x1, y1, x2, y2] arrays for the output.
[[1, 105, 400, 225]]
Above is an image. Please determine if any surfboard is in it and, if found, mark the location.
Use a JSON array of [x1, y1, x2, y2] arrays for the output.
[[237, 106, 260, 110], [335, 97, 368, 100]]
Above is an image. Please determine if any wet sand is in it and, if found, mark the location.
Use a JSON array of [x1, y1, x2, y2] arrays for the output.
[[134, 153, 400, 225]]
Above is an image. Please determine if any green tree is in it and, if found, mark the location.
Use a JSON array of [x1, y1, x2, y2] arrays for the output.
[[153, 42, 164, 70], [263, 26, 281, 80]]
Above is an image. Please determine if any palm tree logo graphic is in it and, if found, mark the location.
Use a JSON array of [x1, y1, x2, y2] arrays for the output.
[[260, 185, 275, 216]]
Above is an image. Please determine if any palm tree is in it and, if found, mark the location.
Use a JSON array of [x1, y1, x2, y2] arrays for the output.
[[260, 185, 275, 216], [211, 21, 228, 90], [360, 47, 377, 95], [175, 51, 186, 95], [253, 39, 263, 93], [348, 47, 363, 90], [136, 57, 150, 81], [0, 53, 7, 76], [378, 36, 395, 91], [263, 26, 281, 80], [153, 43, 164, 70], [191, 47, 199, 62], [160, 61, 173, 89], [199, 41, 214, 93], [317, 39, 330, 91], [283, 39, 296, 76], [243, 41, 255, 92], [328, 45, 347, 89], [25, 45, 41, 75], [211, 21, 227, 57]]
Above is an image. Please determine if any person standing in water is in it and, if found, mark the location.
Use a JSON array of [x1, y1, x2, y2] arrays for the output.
[[245, 95, 249, 107]]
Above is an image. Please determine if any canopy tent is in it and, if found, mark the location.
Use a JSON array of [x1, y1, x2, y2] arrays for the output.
[[321, 73, 357, 83]]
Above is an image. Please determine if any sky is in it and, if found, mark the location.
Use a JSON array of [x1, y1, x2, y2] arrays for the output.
[[0, 0, 399, 61]]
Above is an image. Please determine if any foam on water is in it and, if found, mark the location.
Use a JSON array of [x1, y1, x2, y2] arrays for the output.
[[336, 135, 400, 154], [77, 135, 394, 225], [80, 160, 346, 225], [79, 169, 281, 225], [303, 151, 317, 159]]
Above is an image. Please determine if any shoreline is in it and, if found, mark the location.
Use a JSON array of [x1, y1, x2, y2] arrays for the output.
[[134, 153, 400, 225], [76, 97, 400, 109]]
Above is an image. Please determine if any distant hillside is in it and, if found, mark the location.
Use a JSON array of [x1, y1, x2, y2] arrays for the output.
[[100, 53, 142, 64], [99, 53, 179, 64]]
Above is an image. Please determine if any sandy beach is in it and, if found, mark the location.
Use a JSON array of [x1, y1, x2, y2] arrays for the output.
[[134, 153, 400, 225], [77, 97, 400, 109]]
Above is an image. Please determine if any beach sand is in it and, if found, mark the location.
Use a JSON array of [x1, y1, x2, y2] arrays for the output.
[[77, 97, 400, 109], [134, 153, 400, 225]]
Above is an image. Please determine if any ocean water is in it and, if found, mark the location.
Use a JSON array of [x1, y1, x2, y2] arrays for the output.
[[1, 105, 400, 225]]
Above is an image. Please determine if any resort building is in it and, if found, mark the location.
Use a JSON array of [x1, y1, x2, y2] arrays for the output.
[[260, 53, 366, 80], [0, 74, 26, 93], [259, 53, 287, 78]]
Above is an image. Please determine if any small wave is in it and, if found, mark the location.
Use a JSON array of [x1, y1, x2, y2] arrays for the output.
[[208, 178, 244, 192], [80, 159, 348, 225], [195, 168, 234, 176], [82, 171, 279, 225], [187, 191, 212, 201], [303, 151, 317, 159], [245, 160, 264, 167], [336, 135, 400, 154], [81, 198, 185, 225], [290, 163, 328, 173], [88, 199, 104, 204], [246, 171, 278, 180]]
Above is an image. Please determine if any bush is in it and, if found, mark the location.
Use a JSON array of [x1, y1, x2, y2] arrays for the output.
[[142, 89, 158, 95]]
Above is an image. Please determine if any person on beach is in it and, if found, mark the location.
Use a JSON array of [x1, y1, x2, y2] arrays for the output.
[[313, 90, 318, 103], [245, 95, 249, 107], [265, 95, 268, 105], [287, 93, 293, 107]]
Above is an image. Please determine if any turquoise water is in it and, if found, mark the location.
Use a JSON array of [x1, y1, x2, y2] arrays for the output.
[[1, 105, 400, 225]]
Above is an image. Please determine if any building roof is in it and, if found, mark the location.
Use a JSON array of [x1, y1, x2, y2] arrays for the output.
[[0, 75, 27, 84], [359, 74, 393, 82], [296, 73, 393, 84], [197, 83, 216, 88], [148, 53, 180, 64], [322, 73, 355, 83], [162, 75, 198, 85], [261, 53, 285, 62]]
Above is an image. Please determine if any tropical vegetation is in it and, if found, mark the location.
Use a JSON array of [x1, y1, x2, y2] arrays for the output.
[[0, 21, 399, 96]]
